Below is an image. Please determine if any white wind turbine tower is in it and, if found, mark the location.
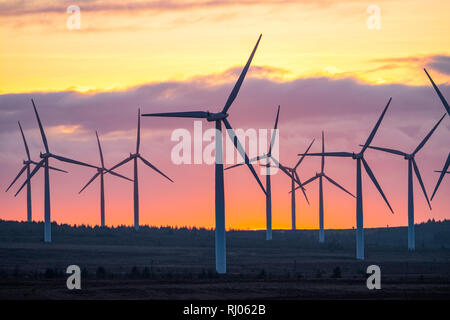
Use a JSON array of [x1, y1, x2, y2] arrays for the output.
[[277, 140, 315, 230], [298, 98, 394, 260], [15, 99, 100, 243], [364, 114, 446, 250], [423, 69, 450, 201], [78, 131, 132, 227], [108, 109, 173, 231], [6, 121, 67, 222], [142, 35, 266, 274], [226, 105, 280, 240], [294, 131, 355, 243]]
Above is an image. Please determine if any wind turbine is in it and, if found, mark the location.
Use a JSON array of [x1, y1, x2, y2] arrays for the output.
[[294, 131, 355, 243], [431, 153, 449, 201], [15, 99, 100, 243], [423, 69, 450, 200], [78, 131, 132, 227], [6, 121, 67, 222], [108, 109, 173, 231], [298, 98, 394, 260], [364, 114, 445, 250], [225, 105, 280, 240], [277, 139, 315, 230], [142, 35, 266, 274]]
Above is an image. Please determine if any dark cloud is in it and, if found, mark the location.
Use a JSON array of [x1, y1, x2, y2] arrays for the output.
[[428, 55, 450, 76], [0, 0, 389, 16], [0, 68, 448, 144]]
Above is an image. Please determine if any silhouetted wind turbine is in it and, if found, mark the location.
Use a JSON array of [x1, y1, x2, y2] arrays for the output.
[[108, 109, 173, 231], [298, 98, 394, 260], [15, 99, 99, 243], [294, 131, 355, 243], [142, 35, 266, 274], [6, 121, 67, 222], [431, 153, 450, 201], [79, 131, 132, 227], [364, 114, 446, 250], [226, 105, 280, 240], [424, 69, 450, 200], [278, 140, 314, 230]]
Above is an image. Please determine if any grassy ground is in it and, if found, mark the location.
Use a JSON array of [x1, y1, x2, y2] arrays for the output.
[[1, 220, 450, 299]]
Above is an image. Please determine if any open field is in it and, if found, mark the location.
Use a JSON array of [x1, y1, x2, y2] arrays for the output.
[[1, 220, 450, 299]]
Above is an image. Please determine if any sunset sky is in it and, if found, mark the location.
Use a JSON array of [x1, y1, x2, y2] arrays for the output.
[[0, 0, 449, 231]]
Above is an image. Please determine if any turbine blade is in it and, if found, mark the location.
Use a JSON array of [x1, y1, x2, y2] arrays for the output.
[[412, 114, 446, 155], [47, 165, 68, 173], [412, 159, 431, 210], [431, 153, 450, 201], [268, 155, 282, 169], [5, 165, 27, 192], [362, 145, 406, 156], [424, 68, 450, 115], [14, 160, 44, 197], [225, 154, 268, 170], [222, 34, 262, 113], [298, 175, 319, 189], [294, 139, 315, 169], [136, 108, 141, 154], [30, 161, 67, 173], [79, 172, 100, 194], [108, 156, 133, 172], [323, 174, 355, 198], [31, 99, 49, 153], [51, 154, 98, 169], [95, 131, 105, 168], [294, 171, 309, 205], [223, 118, 266, 195], [361, 158, 394, 213], [107, 170, 133, 182], [321, 131, 325, 173], [138, 155, 173, 182], [141, 111, 209, 118], [361, 97, 392, 153], [297, 152, 353, 157], [277, 164, 296, 181], [18, 121, 31, 161], [268, 105, 280, 155]]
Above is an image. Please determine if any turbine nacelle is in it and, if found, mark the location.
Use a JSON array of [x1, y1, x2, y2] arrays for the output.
[[206, 112, 228, 122], [352, 152, 363, 159], [405, 154, 414, 160], [40, 152, 51, 158]]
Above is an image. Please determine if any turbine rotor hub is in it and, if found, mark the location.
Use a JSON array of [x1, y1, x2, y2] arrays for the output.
[[206, 112, 228, 122], [352, 152, 363, 159]]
